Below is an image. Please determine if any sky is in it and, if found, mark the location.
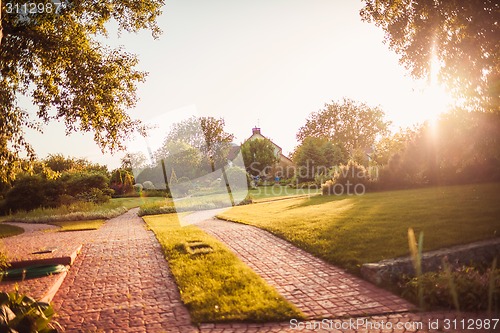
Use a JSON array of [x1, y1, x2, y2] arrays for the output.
[[24, 0, 452, 169]]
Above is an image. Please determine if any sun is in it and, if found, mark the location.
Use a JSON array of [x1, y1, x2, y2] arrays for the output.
[[419, 56, 453, 125]]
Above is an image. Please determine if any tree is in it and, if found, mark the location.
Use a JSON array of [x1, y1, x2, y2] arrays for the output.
[[375, 109, 500, 188], [162, 116, 234, 171], [0, 0, 165, 182], [360, 0, 499, 111], [121, 152, 148, 171], [297, 98, 390, 155], [293, 137, 345, 181], [155, 141, 202, 180], [43, 154, 108, 175], [372, 128, 418, 166], [241, 138, 279, 177], [110, 168, 135, 195]]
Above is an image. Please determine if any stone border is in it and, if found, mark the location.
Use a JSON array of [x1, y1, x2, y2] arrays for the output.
[[8, 244, 82, 269], [361, 238, 500, 286]]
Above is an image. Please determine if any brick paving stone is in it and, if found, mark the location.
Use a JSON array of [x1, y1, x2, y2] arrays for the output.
[[0, 222, 94, 299], [195, 215, 413, 319], [186, 210, 496, 332], [7, 209, 494, 332], [1, 222, 95, 265], [0, 271, 65, 301], [51, 209, 198, 333]]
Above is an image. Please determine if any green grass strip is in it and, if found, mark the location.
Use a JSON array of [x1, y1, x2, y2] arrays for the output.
[[143, 213, 303, 324], [218, 182, 500, 274], [0, 224, 24, 238], [49, 219, 106, 232]]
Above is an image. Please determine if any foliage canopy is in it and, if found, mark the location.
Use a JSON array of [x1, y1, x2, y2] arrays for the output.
[[0, 0, 165, 182], [361, 0, 499, 111], [159, 116, 234, 171], [296, 98, 389, 154], [241, 138, 279, 176]]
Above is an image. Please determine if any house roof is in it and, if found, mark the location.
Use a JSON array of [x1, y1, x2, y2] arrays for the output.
[[245, 127, 283, 151]]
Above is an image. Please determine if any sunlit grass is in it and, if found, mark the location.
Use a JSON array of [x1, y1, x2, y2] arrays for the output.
[[248, 187, 321, 202], [144, 213, 303, 323], [109, 197, 169, 209], [218, 183, 500, 274], [49, 219, 105, 232], [138, 193, 251, 216]]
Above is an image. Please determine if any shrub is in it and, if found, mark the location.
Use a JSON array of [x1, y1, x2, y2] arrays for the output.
[[133, 183, 143, 194], [279, 178, 292, 186], [174, 177, 193, 196], [0, 250, 8, 272], [314, 173, 331, 186], [110, 169, 134, 195], [142, 181, 155, 190], [75, 188, 112, 204], [224, 167, 250, 191], [4, 202, 128, 223], [0, 291, 59, 333], [322, 160, 371, 195], [4, 175, 51, 212], [401, 266, 500, 311], [4, 172, 115, 213], [64, 172, 110, 197], [57, 194, 76, 206]]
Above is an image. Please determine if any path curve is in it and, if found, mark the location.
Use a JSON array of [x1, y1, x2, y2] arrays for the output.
[[193, 213, 413, 319]]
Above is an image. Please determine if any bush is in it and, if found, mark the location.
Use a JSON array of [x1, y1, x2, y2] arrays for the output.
[[4, 175, 52, 212], [4, 201, 128, 223], [174, 177, 193, 196], [4, 172, 115, 213], [314, 173, 331, 186], [75, 188, 112, 204], [322, 161, 371, 195], [0, 251, 8, 272], [110, 169, 134, 195], [64, 172, 110, 197], [133, 183, 143, 194], [224, 167, 250, 191], [401, 266, 500, 311], [142, 181, 155, 190], [0, 291, 59, 333]]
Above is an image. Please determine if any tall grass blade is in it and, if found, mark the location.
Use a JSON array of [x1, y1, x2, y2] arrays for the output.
[[408, 228, 425, 310], [442, 258, 460, 312], [408, 228, 418, 271]]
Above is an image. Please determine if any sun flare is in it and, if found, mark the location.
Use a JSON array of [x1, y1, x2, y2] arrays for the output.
[[418, 56, 453, 124]]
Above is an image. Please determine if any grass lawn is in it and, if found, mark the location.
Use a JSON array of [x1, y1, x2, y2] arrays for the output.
[[0, 224, 24, 238], [49, 219, 105, 232], [143, 213, 303, 323], [218, 182, 500, 274], [109, 197, 168, 209], [3, 197, 166, 223], [248, 187, 320, 202]]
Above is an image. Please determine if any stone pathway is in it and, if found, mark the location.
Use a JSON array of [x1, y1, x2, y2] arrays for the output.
[[1, 222, 87, 265], [51, 209, 196, 333], [25, 208, 495, 332], [195, 214, 413, 319]]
